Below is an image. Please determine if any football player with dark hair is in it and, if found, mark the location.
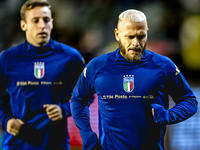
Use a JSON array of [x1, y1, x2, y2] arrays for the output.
[[0, 0, 85, 149]]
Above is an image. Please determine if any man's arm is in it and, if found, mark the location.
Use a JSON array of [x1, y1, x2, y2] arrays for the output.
[[151, 60, 198, 124], [0, 56, 14, 132], [0, 92, 24, 136], [46, 52, 85, 119], [152, 99, 197, 124], [71, 61, 98, 150]]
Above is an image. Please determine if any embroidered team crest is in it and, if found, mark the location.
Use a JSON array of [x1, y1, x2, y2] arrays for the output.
[[34, 62, 45, 79], [123, 75, 134, 92]]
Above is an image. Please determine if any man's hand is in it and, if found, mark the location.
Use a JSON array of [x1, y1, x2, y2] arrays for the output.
[[6, 118, 24, 136], [43, 104, 63, 121]]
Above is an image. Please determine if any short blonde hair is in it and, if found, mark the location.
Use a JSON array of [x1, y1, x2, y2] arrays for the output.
[[20, 0, 51, 21], [118, 9, 147, 23]]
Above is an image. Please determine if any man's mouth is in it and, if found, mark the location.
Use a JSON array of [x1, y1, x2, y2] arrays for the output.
[[128, 48, 141, 53], [38, 32, 47, 38]]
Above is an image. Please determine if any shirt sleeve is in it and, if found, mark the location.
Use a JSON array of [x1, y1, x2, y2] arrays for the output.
[[0, 53, 14, 131], [60, 52, 86, 117], [151, 58, 198, 124], [70, 59, 98, 150]]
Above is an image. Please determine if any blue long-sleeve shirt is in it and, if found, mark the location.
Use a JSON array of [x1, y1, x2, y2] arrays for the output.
[[71, 48, 198, 150], [0, 39, 85, 150]]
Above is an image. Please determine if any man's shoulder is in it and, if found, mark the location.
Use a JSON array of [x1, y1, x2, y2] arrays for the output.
[[52, 40, 84, 63], [53, 40, 80, 55], [87, 50, 116, 70], [146, 50, 172, 65], [5, 43, 23, 52], [93, 50, 116, 62], [146, 50, 176, 72], [0, 43, 24, 59]]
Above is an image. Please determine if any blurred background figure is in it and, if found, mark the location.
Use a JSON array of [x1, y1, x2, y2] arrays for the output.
[[0, 0, 199, 150]]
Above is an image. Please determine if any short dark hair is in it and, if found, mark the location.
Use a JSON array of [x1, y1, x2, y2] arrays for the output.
[[20, 0, 51, 21]]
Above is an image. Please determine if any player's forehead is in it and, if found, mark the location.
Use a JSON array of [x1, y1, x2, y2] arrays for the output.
[[25, 6, 52, 20], [118, 20, 147, 32]]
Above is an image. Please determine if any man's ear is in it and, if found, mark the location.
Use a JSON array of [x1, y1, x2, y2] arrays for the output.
[[114, 28, 120, 41], [50, 19, 53, 30], [20, 20, 27, 31]]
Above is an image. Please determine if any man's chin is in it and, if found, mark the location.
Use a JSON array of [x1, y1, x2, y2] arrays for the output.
[[126, 53, 143, 62], [38, 39, 49, 46]]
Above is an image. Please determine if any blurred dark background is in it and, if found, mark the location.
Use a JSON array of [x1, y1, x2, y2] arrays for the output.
[[0, 0, 199, 150], [0, 0, 200, 83]]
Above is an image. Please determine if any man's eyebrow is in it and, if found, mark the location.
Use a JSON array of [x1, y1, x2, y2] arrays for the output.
[[31, 17, 39, 19]]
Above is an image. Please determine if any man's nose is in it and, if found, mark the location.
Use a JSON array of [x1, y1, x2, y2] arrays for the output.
[[131, 37, 139, 47], [38, 20, 45, 29]]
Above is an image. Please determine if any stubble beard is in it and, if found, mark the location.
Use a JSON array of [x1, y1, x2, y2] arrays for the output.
[[119, 40, 147, 63]]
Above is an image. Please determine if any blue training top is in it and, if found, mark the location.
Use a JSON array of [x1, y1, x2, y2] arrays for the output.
[[0, 39, 85, 150], [71, 48, 198, 150]]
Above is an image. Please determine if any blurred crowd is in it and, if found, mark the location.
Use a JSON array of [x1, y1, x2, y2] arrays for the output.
[[0, 0, 199, 84]]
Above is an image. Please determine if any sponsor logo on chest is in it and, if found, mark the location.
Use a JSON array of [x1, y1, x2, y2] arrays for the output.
[[123, 75, 134, 93], [34, 62, 45, 79]]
